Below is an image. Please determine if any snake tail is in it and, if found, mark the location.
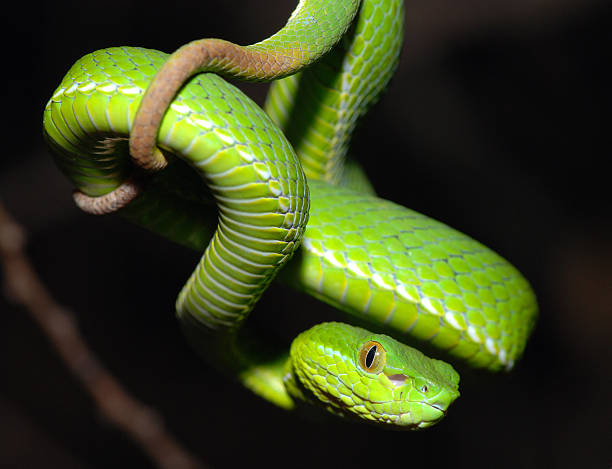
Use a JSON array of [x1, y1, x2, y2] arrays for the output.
[[130, 0, 362, 170]]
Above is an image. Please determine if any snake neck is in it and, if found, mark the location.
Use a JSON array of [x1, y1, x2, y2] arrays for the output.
[[178, 310, 295, 410]]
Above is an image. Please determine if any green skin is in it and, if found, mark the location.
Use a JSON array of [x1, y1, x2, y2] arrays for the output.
[[42, 0, 537, 429]]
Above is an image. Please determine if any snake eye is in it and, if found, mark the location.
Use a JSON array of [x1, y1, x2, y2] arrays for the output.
[[358, 340, 386, 374]]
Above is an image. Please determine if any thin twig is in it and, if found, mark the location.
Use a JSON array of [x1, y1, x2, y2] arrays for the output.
[[0, 202, 206, 469]]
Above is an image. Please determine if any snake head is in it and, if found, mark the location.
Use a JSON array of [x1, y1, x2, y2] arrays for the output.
[[286, 322, 460, 429]]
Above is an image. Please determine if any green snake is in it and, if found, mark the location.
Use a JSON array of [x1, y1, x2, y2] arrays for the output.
[[42, 0, 537, 429]]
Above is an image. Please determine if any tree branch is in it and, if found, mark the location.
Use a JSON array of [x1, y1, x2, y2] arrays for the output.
[[0, 202, 206, 469]]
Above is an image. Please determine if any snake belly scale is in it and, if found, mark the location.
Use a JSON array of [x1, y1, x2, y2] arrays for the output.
[[42, 0, 537, 429]]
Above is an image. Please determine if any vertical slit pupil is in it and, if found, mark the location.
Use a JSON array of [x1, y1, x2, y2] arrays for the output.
[[365, 345, 377, 369]]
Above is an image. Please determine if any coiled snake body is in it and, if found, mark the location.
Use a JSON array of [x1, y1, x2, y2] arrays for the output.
[[43, 0, 537, 429]]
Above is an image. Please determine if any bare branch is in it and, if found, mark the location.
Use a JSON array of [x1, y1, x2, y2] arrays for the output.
[[0, 202, 207, 469]]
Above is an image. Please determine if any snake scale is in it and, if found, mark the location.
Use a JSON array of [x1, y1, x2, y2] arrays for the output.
[[42, 0, 537, 429]]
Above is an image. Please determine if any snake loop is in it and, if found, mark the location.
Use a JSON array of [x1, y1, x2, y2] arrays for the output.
[[42, 0, 537, 429]]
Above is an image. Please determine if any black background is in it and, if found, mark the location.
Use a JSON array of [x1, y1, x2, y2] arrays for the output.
[[1, 0, 610, 467]]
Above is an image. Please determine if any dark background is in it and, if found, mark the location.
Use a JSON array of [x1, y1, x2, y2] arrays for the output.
[[1, 0, 610, 467]]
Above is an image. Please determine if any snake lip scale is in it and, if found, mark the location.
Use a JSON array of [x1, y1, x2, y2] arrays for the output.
[[42, 0, 537, 429]]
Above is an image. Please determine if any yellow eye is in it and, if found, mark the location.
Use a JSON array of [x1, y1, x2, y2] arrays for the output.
[[358, 340, 386, 373]]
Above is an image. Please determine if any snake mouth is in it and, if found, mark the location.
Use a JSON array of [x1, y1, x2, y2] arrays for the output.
[[390, 401, 447, 429], [428, 402, 447, 415]]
